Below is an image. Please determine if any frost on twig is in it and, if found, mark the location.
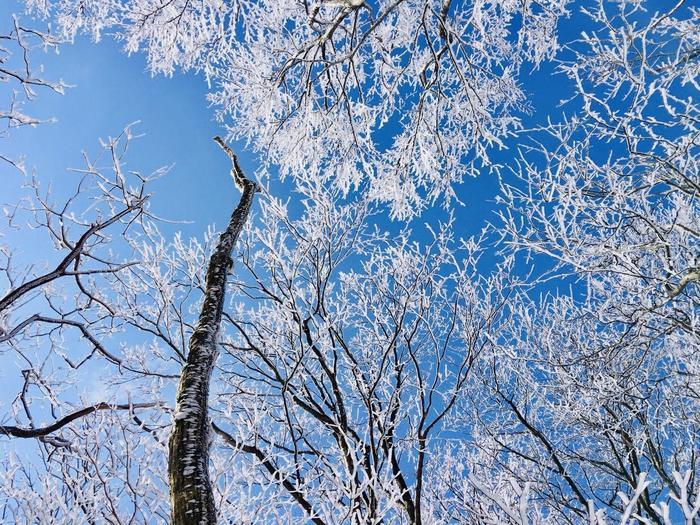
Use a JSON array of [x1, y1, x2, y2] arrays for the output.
[[445, 469, 699, 525], [1, 14, 68, 171]]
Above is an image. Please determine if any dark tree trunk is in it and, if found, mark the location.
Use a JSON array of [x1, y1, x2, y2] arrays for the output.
[[168, 138, 258, 525]]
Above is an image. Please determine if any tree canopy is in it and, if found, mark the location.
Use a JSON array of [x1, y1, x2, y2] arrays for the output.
[[1, 0, 698, 523]]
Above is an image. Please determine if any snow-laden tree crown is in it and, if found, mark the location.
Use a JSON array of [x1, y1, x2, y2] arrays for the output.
[[25, 0, 570, 217]]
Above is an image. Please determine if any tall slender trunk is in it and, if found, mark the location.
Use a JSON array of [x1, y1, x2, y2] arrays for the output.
[[168, 138, 258, 525]]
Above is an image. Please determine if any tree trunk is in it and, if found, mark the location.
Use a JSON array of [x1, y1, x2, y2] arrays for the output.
[[168, 138, 258, 525]]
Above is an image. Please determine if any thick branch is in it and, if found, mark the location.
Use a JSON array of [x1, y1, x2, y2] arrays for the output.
[[168, 138, 258, 525], [212, 422, 326, 525], [665, 267, 700, 299], [0, 402, 159, 438], [0, 203, 141, 313]]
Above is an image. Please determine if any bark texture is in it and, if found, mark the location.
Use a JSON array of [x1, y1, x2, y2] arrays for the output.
[[168, 138, 258, 525]]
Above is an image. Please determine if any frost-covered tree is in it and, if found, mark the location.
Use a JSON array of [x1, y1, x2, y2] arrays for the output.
[[210, 185, 513, 524], [0, 128, 174, 523], [0, 127, 510, 523], [1, 0, 699, 524], [168, 138, 259, 524], [2, 135, 697, 523], [0, 121, 262, 523], [473, 1, 700, 523]]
